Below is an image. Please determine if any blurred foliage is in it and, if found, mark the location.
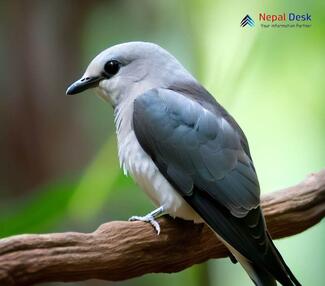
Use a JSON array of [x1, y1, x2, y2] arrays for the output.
[[67, 136, 120, 221], [0, 0, 324, 286]]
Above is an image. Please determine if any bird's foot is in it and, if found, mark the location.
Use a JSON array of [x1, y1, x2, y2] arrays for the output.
[[128, 206, 165, 235], [128, 214, 161, 235]]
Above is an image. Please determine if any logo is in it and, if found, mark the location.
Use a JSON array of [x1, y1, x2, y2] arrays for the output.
[[240, 13, 312, 29], [259, 13, 312, 28], [240, 15, 255, 27]]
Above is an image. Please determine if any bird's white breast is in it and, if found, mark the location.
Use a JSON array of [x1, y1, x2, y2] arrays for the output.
[[114, 98, 202, 222]]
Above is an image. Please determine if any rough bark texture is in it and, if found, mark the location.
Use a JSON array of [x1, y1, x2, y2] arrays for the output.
[[0, 170, 324, 286]]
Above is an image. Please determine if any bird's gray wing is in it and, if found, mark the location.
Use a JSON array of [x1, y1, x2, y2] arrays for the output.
[[133, 87, 260, 217], [133, 88, 295, 284]]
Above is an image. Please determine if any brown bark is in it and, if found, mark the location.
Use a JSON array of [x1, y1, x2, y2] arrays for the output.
[[0, 170, 324, 286]]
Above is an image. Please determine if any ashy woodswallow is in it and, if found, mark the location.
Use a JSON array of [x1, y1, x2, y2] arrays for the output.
[[66, 42, 301, 286]]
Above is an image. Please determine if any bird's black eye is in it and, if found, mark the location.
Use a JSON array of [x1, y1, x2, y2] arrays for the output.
[[103, 60, 120, 77]]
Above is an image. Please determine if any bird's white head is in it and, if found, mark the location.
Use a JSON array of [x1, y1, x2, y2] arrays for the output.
[[66, 41, 194, 107]]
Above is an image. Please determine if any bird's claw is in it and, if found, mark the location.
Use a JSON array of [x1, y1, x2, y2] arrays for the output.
[[128, 214, 161, 235]]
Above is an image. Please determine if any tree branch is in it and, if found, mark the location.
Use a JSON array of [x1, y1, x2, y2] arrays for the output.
[[0, 170, 324, 286]]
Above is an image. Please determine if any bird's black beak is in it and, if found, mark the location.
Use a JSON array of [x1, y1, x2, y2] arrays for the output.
[[66, 76, 103, 95]]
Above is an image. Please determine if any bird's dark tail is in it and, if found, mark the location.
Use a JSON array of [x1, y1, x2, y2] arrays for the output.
[[184, 191, 301, 286], [265, 232, 302, 286], [229, 232, 301, 286], [239, 257, 277, 286], [242, 231, 302, 286]]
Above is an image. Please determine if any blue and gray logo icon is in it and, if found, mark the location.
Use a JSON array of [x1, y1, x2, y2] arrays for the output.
[[240, 15, 255, 27]]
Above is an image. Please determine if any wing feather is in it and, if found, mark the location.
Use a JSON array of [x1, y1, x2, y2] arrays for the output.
[[133, 88, 260, 215]]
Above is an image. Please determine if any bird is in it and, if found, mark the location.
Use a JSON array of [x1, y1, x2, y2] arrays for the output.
[[66, 41, 301, 286]]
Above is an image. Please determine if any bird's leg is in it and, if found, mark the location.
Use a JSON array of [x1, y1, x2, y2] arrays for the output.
[[128, 206, 165, 235]]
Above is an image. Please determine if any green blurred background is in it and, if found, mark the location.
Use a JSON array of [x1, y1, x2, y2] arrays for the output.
[[0, 1, 324, 285]]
